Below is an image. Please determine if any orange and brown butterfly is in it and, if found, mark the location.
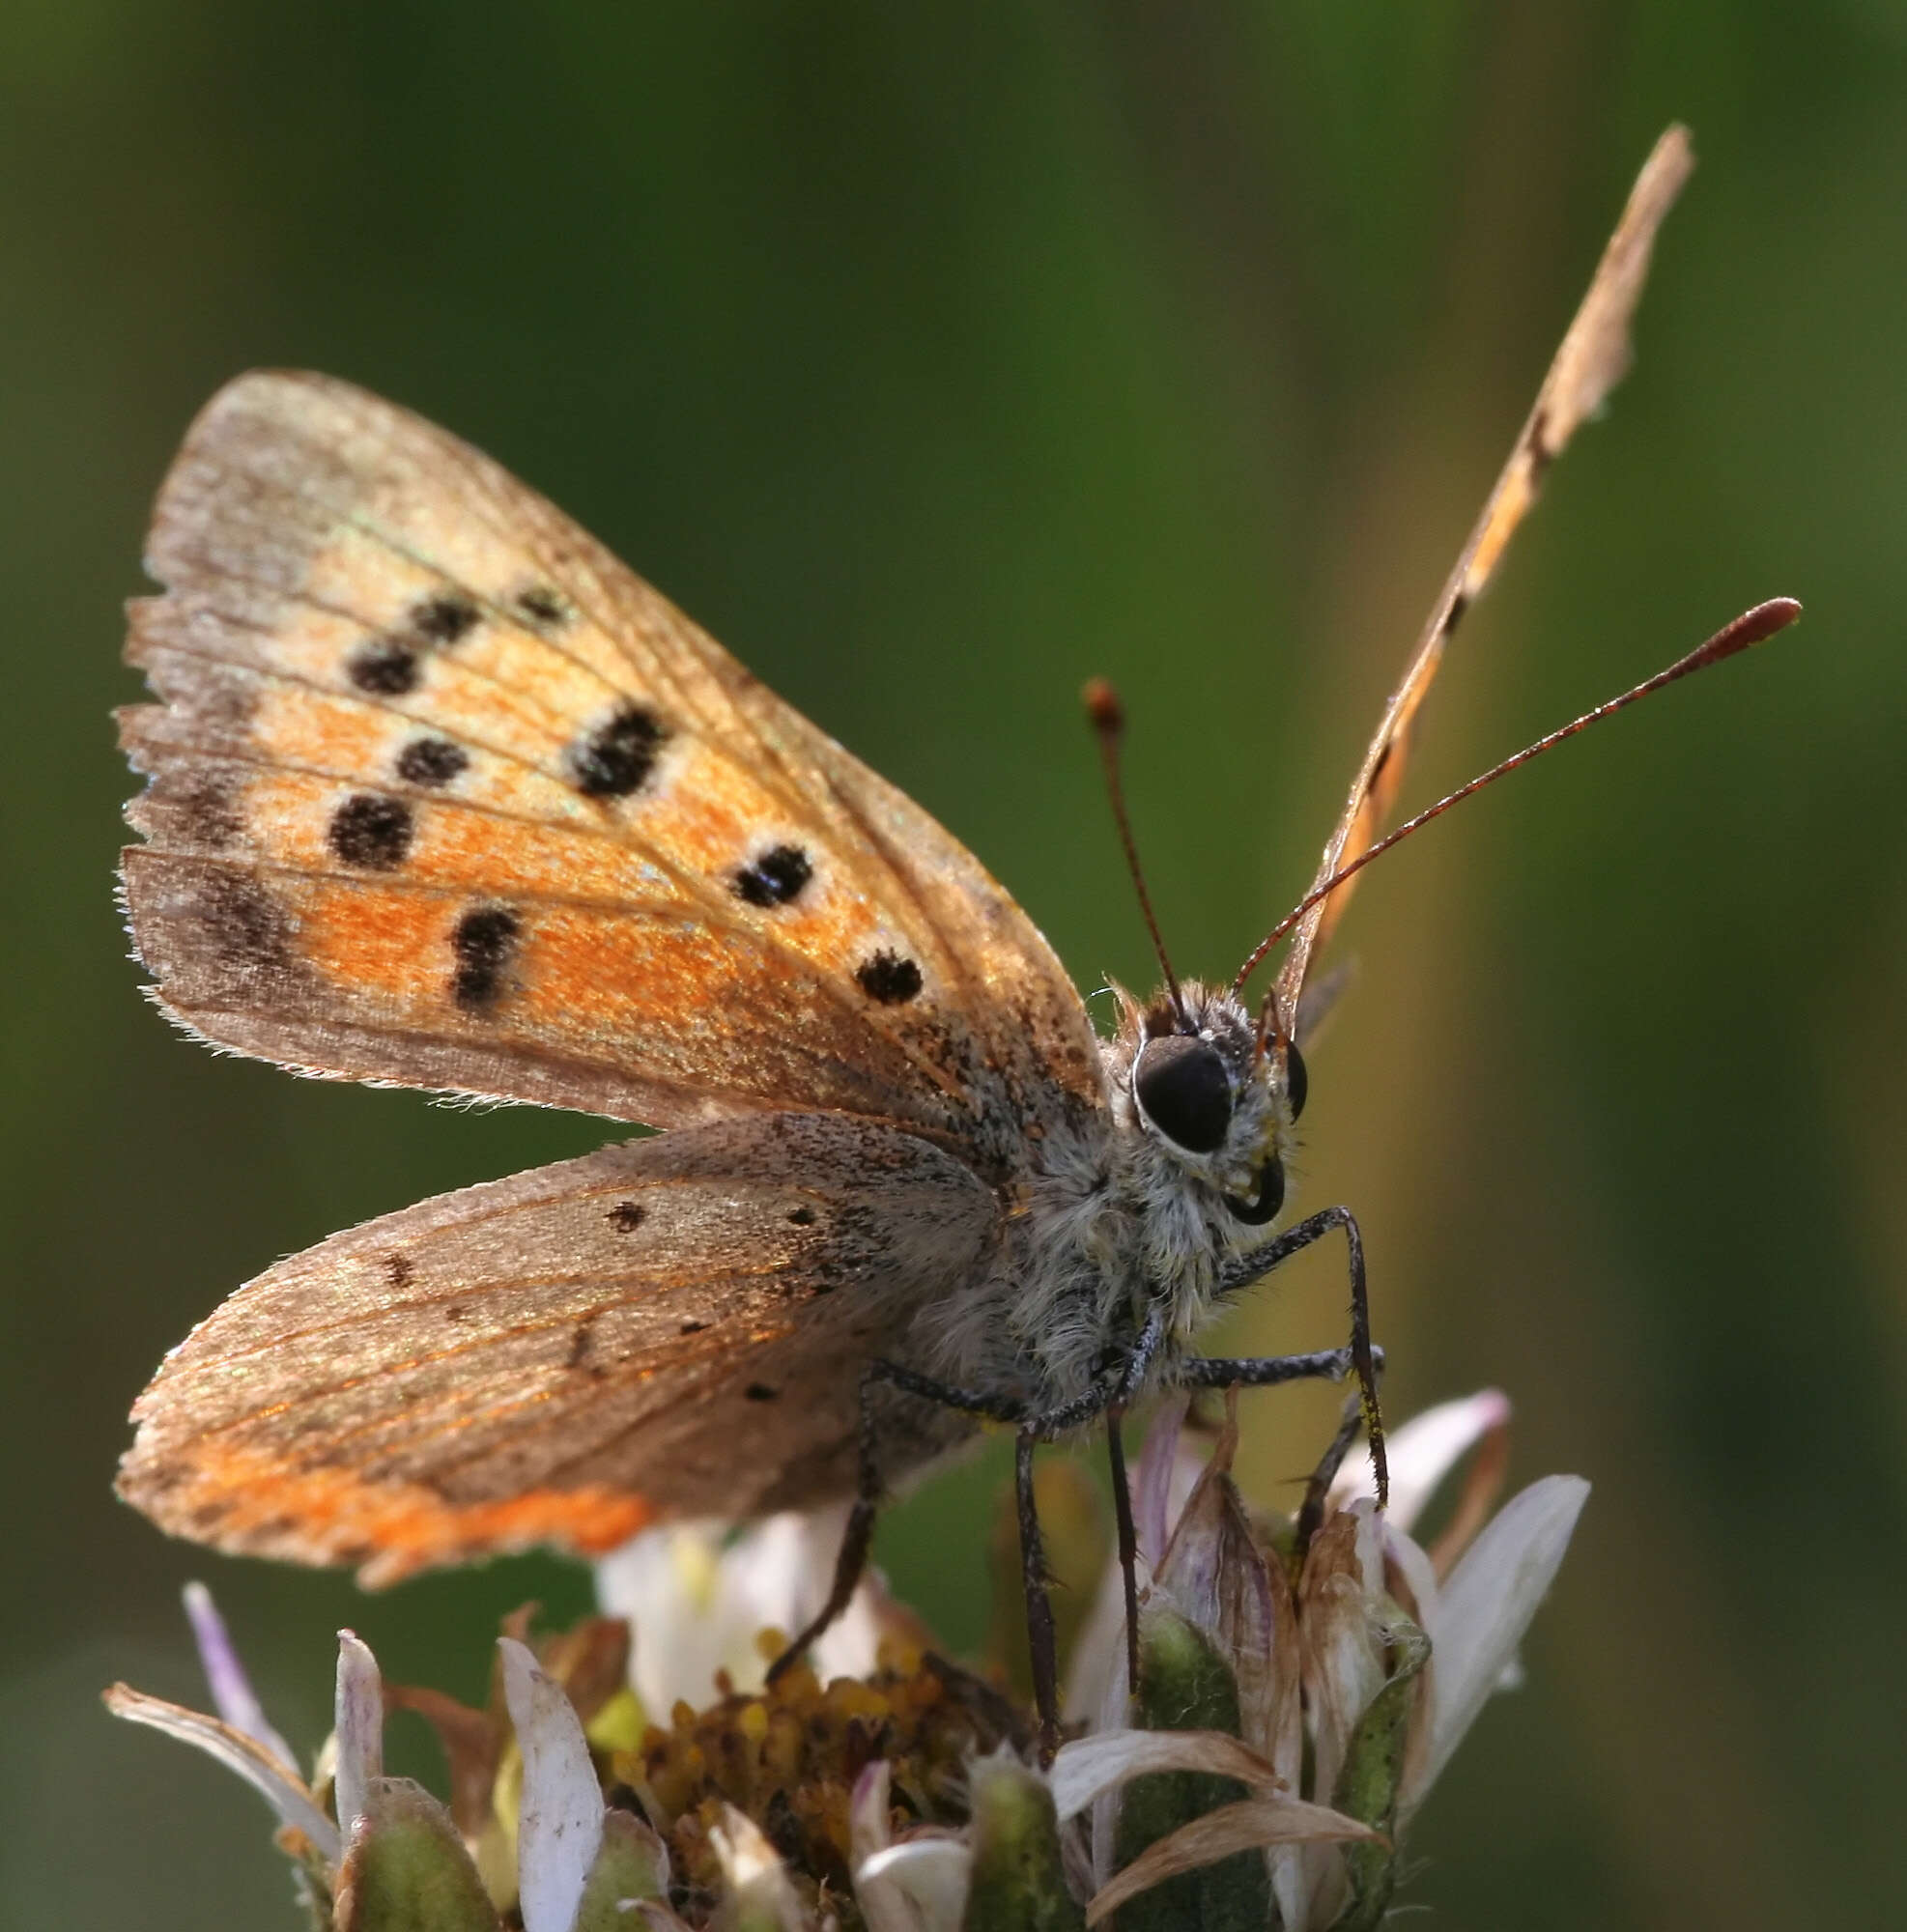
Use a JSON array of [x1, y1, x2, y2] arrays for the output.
[[115, 127, 1776, 1722]]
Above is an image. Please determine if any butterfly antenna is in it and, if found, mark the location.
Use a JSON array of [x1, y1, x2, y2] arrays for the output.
[[1085, 677, 1184, 1022], [1234, 597, 1802, 1029]]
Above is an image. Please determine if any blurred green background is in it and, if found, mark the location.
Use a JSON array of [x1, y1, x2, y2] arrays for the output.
[[4, 3, 1904, 1925]]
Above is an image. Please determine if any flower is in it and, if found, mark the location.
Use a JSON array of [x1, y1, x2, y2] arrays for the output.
[[105, 1388, 1585, 1929], [107, 1591, 669, 1932], [594, 1503, 928, 1718], [106, 1588, 1025, 1931], [1057, 1388, 1587, 1927]]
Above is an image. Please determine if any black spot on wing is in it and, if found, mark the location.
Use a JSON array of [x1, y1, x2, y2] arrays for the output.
[[566, 1320, 605, 1376], [785, 1204, 817, 1227], [744, 1382, 779, 1403], [348, 639, 420, 696], [410, 592, 480, 643], [345, 597, 477, 700], [328, 793, 413, 870], [568, 703, 669, 799], [856, 951, 923, 1005], [732, 843, 812, 908], [451, 904, 521, 1012], [157, 770, 242, 850], [384, 1254, 413, 1288], [607, 1201, 645, 1233], [513, 583, 574, 629], [188, 868, 303, 993], [395, 736, 469, 787]]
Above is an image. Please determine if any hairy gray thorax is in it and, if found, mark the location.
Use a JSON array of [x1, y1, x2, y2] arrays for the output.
[[912, 980, 1302, 1411]]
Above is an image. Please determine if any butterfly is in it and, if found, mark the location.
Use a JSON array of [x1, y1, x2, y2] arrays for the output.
[[117, 128, 1745, 1738]]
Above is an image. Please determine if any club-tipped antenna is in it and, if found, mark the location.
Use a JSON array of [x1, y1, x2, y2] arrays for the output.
[[1085, 677, 1184, 1022], [1234, 597, 1802, 1035]]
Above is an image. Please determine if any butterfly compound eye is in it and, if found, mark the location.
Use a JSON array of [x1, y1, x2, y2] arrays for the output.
[[1132, 1034, 1233, 1153]]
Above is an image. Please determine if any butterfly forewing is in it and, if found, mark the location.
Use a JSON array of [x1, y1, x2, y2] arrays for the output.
[[1272, 126, 1696, 1030], [117, 1115, 998, 1585], [121, 373, 1104, 1171]]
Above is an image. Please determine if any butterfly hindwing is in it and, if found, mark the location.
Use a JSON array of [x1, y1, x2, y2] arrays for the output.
[[116, 1114, 999, 1585], [120, 372, 1106, 1170]]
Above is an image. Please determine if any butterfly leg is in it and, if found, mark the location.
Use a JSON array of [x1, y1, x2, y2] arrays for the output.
[[765, 1360, 1025, 1692], [871, 1372, 1083, 1758], [1104, 1406, 1141, 1702], [1012, 1425, 1064, 1760], [772, 1320, 1166, 1756], [1201, 1204, 1389, 1506], [1097, 1303, 1166, 1703], [1008, 1309, 1168, 1754]]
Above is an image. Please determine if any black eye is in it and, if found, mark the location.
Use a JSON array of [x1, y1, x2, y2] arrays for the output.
[[1284, 1042, 1308, 1121], [1132, 1035, 1233, 1153], [1230, 1155, 1285, 1225]]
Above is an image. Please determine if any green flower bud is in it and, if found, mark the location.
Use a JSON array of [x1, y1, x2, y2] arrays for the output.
[[963, 1750, 1084, 1932], [333, 1779, 499, 1932], [573, 1811, 670, 1931], [1111, 1609, 1272, 1931], [1327, 1616, 1428, 1932]]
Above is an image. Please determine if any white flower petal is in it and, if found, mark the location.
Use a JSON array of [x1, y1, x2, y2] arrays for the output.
[[849, 1759, 893, 1866], [1408, 1473, 1589, 1806], [709, 1804, 805, 1931], [1050, 1726, 1283, 1823], [750, 1507, 887, 1689], [596, 1523, 738, 1715], [855, 1838, 972, 1932], [1380, 1517, 1440, 1626], [1329, 1388, 1512, 1534], [597, 1506, 884, 1715], [182, 1582, 298, 1770], [500, 1637, 606, 1932], [1083, 1596, 1136, 1892], [102, 1684, 341, 1866], [332, 1630, 384, 1836]]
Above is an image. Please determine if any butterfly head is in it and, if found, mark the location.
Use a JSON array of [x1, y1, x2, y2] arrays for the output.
[[1111, 980, 1304, 1228]]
